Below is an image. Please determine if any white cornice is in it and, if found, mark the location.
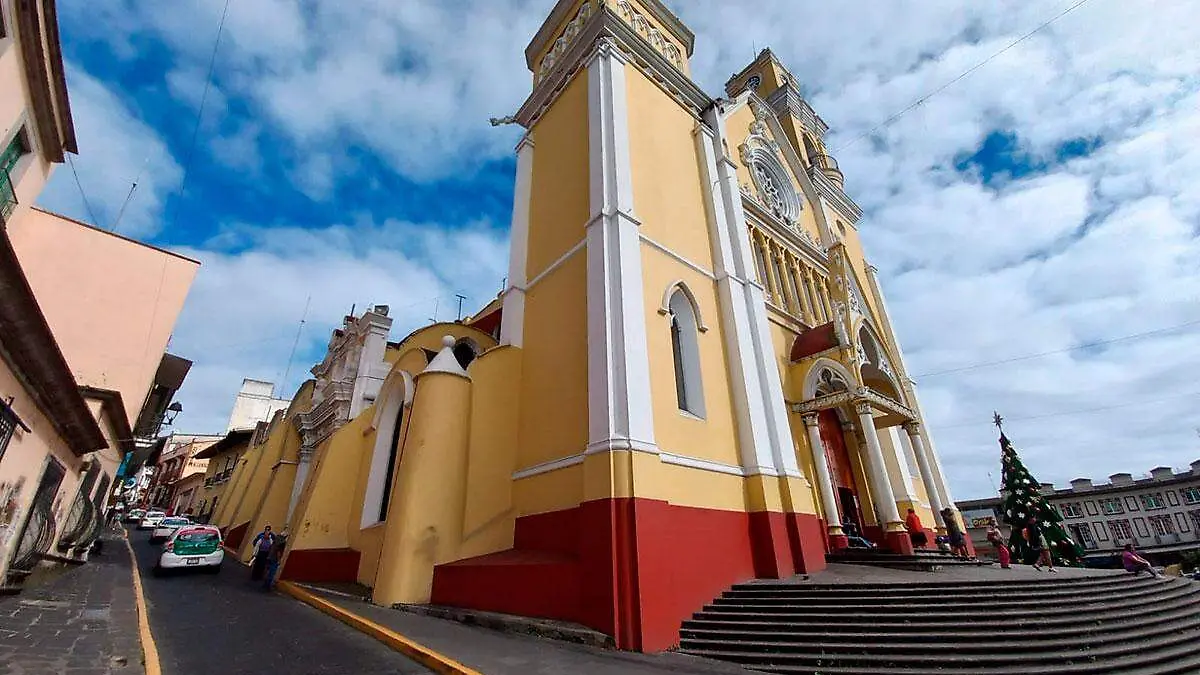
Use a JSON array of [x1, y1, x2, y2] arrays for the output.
[[525, 0, 695, 69]]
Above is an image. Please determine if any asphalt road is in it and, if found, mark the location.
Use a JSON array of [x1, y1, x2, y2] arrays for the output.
[[126, 526, 431, 675]]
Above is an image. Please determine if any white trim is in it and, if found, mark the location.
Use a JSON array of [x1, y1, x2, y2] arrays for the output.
[[657, 280, 709, 332], [659, 451, 744, 477], [524, 238, 586, 291], [585, 37, 658, 456], [511, 453, 587, 481], [501, 136, 536, 347], [639, 233, 716, 280]]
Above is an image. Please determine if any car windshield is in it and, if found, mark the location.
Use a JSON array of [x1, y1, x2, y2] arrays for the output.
[[162, 518, 189, 526], [176, 530, 219, 543]]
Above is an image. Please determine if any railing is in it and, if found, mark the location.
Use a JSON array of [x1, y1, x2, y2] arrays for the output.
[[812, 154, 840, 172], [0, 166, 17, 222]]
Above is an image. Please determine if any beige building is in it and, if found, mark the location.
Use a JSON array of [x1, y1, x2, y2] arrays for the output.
[[0, 0, 198, 591], [226, 379, 290, 432]]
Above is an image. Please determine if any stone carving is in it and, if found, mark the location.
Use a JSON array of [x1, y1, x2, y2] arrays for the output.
[[538, 1, 594, 81], [615, 0, 683, 67]]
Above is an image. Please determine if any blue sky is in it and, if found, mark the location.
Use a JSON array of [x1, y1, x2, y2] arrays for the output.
[[38, 0, 1200, 499]]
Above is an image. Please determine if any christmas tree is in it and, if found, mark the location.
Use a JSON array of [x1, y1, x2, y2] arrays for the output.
[[995, 413, 1083, 565]]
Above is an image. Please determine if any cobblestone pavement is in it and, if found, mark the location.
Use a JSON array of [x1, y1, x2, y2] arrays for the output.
[[0, 535, 144, 675], [126, 528, 430, 675]]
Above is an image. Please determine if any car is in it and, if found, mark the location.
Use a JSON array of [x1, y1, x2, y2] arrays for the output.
[[138, 510, 167, 530], [149, 516, 191, 543], [155, 526, 223, 575], [125, 508, 145, 524]]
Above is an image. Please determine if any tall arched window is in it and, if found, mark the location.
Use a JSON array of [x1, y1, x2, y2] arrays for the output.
[[668, 289, 705, 418], [361, 370, 412, 529], [378, 402, 405, 522]]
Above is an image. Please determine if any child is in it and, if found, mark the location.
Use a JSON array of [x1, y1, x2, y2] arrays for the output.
[[986, 525, 1011, 569]]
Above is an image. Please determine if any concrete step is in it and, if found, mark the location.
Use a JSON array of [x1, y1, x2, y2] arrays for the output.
[[681, 625, 1200, 672], [681, 600, 1200, 644], [731, 572, 1143, 594], [720, 574, 1167, 602], [699, 581, 1200, 621], [680, 613, 1200, 656], [708, 578, 1188, 613]]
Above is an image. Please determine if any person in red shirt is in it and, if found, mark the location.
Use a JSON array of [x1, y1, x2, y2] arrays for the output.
[[1122, 544, 1159, 577], [905, 508, 927, 548]]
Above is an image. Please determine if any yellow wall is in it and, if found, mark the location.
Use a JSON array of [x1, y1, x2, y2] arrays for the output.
[[517, 252, 589, 471], [459, 346, 521, 559], [526, 73, 589, 277], [287, 411, 374, 552]]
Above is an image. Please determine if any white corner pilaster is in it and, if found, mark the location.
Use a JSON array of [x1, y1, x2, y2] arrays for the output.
[[884, 426, 918, 502], [585, 39, 656, 454], [285, 448, 313, 525], [501, 135, 535, 348], [703, 105, 801, 479]]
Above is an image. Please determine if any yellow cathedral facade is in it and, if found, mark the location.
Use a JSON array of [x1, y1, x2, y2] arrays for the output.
[[212, 0, 966, 652]]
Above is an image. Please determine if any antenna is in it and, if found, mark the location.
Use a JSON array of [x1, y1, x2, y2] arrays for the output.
[[111, 156, 151, 234], [279, 295, 311, 397], [429, 298, 440, 324], [456, 294, 467, 321]]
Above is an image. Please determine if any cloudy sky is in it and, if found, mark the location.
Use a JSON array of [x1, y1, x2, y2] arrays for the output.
[[40, 0, 1199, 500]]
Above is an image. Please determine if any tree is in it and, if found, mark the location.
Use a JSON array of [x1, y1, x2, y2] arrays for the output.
[[997, 426, 1083, 564]]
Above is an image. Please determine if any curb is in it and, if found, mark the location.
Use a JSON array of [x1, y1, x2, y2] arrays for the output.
[[277, 581, 482, 675], [122, 531, 162, 675]]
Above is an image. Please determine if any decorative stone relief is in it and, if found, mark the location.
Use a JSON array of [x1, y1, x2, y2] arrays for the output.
[[615, 0, 684, 68], [537, 0, 594, 82], [740, 107, 803, 226]]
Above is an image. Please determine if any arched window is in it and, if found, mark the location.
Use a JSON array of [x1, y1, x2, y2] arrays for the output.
[[361, 370, 413, 529], [668, 289, 705, 418], [378, 401, 405, 522]]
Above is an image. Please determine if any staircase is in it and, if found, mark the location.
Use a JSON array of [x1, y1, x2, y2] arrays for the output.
[[680, 573, 1200, 674], [827, 547, 990, 572]]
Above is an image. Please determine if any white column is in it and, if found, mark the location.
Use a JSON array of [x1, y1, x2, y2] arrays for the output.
[[802, 414, 842, 535], [285, 448, 313, 525], [585, 39, 657, 454], [500, 136, 535, 348], [703, 105, 802, 479], [883, 426, 918, 503], [905, 422, 946, 529], [855, 401, 902, 528]]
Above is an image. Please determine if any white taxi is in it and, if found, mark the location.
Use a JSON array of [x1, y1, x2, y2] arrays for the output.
[[138, 510, 167, 530], [155, 525, 224, 574], [149, 516, 191, 544]]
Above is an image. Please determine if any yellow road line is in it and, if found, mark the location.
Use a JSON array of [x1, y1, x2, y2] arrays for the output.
[[123, 532, 162, 675], [277, 581, 483, 675]]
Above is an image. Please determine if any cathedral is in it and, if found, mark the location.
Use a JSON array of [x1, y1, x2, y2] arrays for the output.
[[212, 0, 963, 652]]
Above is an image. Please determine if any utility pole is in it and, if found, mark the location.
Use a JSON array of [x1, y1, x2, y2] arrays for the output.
[[456, 294, 467, 321]]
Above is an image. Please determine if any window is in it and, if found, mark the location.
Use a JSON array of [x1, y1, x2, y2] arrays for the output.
[[1148, 515, 1175, 536], [1182, 487, 1200, 505], [1141, 493, 1166, 510], [1100, 498, 1124, 515], [0, 397, 21, 463], [751, 237, 768, 286], [1106, 519, 1133, 541], [1188, 510, 1200, 533], [1124, 496, 1140, 511], [378, 401, 405, 522], [1068, 523, 1096, 549], [1, 129, 29, 219], [1060, 502, 1083, 518], [668, 288, 705, 418]]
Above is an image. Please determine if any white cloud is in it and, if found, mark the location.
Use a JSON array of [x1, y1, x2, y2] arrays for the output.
[[36, 65, 182, 238]]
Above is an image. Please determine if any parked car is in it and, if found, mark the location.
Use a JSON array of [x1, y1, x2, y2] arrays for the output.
[[154, 526, 223, 575], [138, 510, 167, 530], [150, 516, 191, 544], [125, 508, 146, 524]]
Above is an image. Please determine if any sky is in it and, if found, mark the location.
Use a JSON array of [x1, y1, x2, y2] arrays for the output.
[[38, 0, 1200, 500]]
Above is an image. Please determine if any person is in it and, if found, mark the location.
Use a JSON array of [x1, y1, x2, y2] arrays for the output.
[[250, 525, 275, 581], [942, 508, 967, 558], [1025, 517, 1056, 572], [1122, 544, 1159, 577], [905, 508, 927, 549], [843, 521, 875, 549], [262, 527, 289, 591], [987, 525, 1012, 568]]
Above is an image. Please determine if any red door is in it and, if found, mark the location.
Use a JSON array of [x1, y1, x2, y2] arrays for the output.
[[817, 410, 862, 530]]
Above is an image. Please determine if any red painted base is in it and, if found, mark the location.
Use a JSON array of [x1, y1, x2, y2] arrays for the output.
[[828, 533, 849, 550], [281, 547, 361, 583], [224, 522, 249, 551], [430, 498, 829, 652], [883, 529, 915, 555]]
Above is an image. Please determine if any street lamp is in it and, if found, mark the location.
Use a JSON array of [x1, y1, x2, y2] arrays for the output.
[[164, 402, 183, 426]]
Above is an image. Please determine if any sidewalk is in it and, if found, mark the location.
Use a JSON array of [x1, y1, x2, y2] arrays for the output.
[[300, 588, 750, 675], [0, 535, 144, 675]]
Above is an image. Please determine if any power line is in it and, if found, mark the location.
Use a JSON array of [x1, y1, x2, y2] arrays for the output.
[[65, 154, 103, 229], [279, 296, 311, 398], [935, 389, 1200, 431], [166, 0, 231, 230], [913, 318, 1200, 379], [832, 0, 1094, 154]]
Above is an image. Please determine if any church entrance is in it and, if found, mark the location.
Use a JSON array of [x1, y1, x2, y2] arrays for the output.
[[817, 409, 863, 535]]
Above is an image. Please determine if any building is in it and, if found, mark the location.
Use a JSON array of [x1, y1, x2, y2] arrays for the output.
[[191, 426, 256, 523], [216, 0, 964, 652], [1, 0, 194, 590], [226, 379, 290, 433], [143, 434, 219, 511], [959, 461, 1200, 566]]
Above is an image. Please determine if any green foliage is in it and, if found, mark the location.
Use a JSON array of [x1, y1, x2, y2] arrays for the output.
[[998, 433, 1084, 564]]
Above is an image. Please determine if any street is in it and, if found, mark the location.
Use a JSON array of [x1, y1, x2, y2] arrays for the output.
[[126, 527, 431, 675]]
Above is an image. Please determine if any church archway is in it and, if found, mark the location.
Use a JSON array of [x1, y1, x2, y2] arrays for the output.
[[362, 369, 413, 528]]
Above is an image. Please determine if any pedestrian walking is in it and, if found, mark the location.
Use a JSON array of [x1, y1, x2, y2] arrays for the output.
[[1122, 544, 1159, 577], [941, 508, 967, 558], [1025, 517, 1056, 572], [987, 524, 1011, 569], [905, 508, 928, 549], [250, 525, 275, 581], [263, 527, 289, 591]]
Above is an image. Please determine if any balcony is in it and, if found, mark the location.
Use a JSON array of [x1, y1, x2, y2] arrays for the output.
[[0, 167, 17, 222], [810, 154, 845, 188]]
